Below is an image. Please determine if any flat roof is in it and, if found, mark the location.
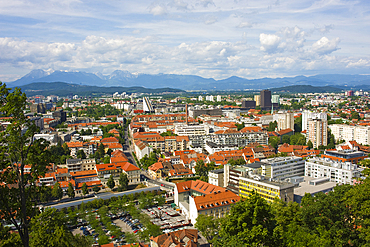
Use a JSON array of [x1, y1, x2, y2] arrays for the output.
[[294, 176, 337, 196], [209, 168, 224, 174]]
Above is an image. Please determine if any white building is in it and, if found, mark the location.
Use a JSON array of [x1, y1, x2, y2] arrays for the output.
[[134, 140, 153, 160], [174, 123, 210, 136], [143, 97, 154, 112], [329, 124, 370, 145], [206, 95, 214, 102], [302, 111, 327, 132], [188, 190, 239, 224], [216, 95, 222, 102], [308, 119, 328, 148], [305, 158, 361, 185], [273, 112, 294, 131], [260, 156, 305, 179], [198, 95, 203, 101], [271, 95, 280, 104], [208, 169, 224, 187]]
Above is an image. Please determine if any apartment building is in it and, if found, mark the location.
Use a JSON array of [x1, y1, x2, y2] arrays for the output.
[[305, 157, 361, 185], [302, 111, 327, 132], [189, 131, 268, 149], [134, 140, 152, 160], [174, 123, 210, 136], [307, 119, 327, 148], [65, 158, 96, 173], [273, 112, 294, 131], [260, 156, 305, 179], [329, 124, 370, 145], [133, 132, 189, 153], [208, 169, 224, 187], [66, 141, 95, 157]]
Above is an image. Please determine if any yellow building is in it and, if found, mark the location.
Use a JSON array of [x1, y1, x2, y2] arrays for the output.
[[239, 176, 294, 203]]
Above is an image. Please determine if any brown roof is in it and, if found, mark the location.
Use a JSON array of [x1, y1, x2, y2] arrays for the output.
[[176, 180, 225, 194], [194, 190, 240, 211], [150, 229, 198, 247]]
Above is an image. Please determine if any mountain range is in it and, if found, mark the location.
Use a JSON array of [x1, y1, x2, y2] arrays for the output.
[[5, 69, 370, 91]]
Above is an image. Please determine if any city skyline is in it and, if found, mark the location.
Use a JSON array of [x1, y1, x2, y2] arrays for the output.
[[0, 0, 369, 82]]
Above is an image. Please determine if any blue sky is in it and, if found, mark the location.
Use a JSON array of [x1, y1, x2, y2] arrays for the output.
[[0, 0, 369, 82]]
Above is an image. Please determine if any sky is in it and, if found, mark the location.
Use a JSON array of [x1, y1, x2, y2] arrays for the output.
[[0, 0, 369, 82]]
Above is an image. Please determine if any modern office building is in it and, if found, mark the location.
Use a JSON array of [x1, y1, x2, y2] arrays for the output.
[[242, 100, 256, 109], [260, 156, 305, 179], [271, 95, 280, 104], [239, 175, 295, 203], [260, 90, 272, 109], [321, 149, 367, 164], [305, 157, 361, 185]]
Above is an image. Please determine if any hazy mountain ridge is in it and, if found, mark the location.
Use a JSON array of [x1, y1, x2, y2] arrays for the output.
[[17, 82, 185, 97], [6, 70, 370, 91]]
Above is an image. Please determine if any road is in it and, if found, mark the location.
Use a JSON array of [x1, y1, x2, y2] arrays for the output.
[[122, 122, 138, 167], [45, 186, 161, 210]]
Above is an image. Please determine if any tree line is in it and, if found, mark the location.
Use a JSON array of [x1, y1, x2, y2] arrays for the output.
[[196, 177, 370, 246]]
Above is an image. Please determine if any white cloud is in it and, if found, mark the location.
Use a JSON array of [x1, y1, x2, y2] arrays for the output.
[[204, 15, 217, 25], [149, 4, 167, 16], [169, 0, 189, 10], [311, 37, 340, 55], [237, 22, 253, 28], [259, 33, 281, 53], [197, 0, 215, 8]]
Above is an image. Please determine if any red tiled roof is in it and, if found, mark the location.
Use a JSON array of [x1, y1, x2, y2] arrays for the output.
[[194, 190, 240, 211], [176, 180, 225, 194]]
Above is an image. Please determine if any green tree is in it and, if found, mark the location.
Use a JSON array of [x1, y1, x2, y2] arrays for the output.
[[30, 208, 92, 247], [294, 115, 302, 133], [0, 223, 22, 246], [195, 214, 220, 244], [52, 182, 64, 201], [307, 140, 313, 149], [92, 186, 100, 193], [97, 143, 105, 159], [216, 192, 276, 246], [119, 173, 129, 191], [106, 175, 115, 190], [140, 152, 158, 170], [160, 131, 178, 137], [67, 182, 75, 199], [267, 121, 278, 131], [350, 111, 360, 120], [194, 159, 206, 177], [269, 136, 281, 149], [39, 184, 52, 203], [102, 155, 111, 164], [282, 135, 290, 144], [0, 83, 52, 247], [228, 158, 246, 166], [236, 122, 245, 131], [344, 178, 370, 244], [81, 182, 89, 196], [290, 133, 306, 146], [76, 149, 86, 159]]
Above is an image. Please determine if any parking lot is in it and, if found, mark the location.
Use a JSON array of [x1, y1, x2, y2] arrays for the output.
[[142, 205, 190, 232]]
